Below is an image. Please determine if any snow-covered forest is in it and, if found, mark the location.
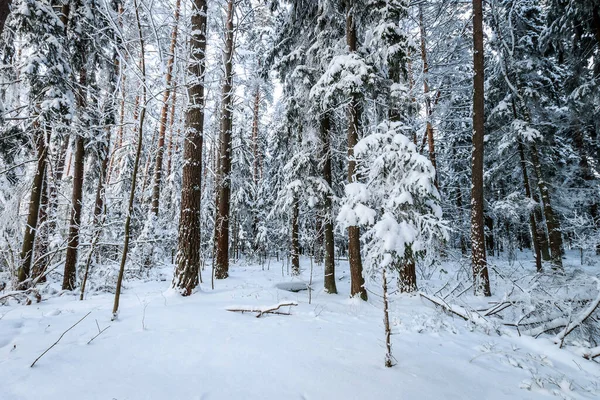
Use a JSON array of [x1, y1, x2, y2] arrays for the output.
[[1, 0, 600, 398]]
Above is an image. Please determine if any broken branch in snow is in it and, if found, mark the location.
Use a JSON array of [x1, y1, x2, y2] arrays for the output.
[[0, 287, 41, 305], [419, 292, 469, 321], [483, 301, 513, 317], [87, 319, 111, 345], [555, 279, 600, 347], [227, 302, 298, 318], [30, 312, 91, 367], [583, 347, 600, 360]]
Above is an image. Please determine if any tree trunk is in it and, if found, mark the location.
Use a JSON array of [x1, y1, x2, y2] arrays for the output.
[[529, 143, 563, 270], [251, 86, 260, 250], [382, 268, 393, 368], [251, 86, 261, 185], [46, 3, 71, 242], [113, 0, 147, 316], [314, 217, 323, 264], [214, 0, 235, 280], [150, 0, 181, 216], [172, 0, 208, 295], [0, 0, 11, 36], [321, 113, 337, 294], [32, 158, 49, 282], [399, 258, 417, 293], [517, 139, 543, 271], [291, 197, 300, 275], [418, 3, 438, 188], [17, 126, 47, 287], [166, 79, 178, 177], [62, 134, 84, 290], [471, 0, 491, 296], [62, 61, 88, 291], [345, 1, 367, 301], [456, 188, 468, 255]]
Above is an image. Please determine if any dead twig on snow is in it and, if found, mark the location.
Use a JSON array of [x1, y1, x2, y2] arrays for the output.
[[227, 302, 298, 318], [30, 311, 91, 367]]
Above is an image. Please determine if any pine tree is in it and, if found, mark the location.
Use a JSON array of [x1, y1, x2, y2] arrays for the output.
[[471, 0, 491, 296], [214, 0, 236, 280], [173, 0, 209, 295]]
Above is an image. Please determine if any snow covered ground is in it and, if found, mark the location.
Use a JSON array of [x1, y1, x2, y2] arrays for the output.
[[2, 254, 600, 400]]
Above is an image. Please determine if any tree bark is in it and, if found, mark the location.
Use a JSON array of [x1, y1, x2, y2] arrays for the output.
[[399, 258, 417, 293], [529, 143, 563, 270], [345, 1, 367, 300], [418, 3, 438, 188], [214, 0, 235, 280], [321, 113, 337, 293], [62, 62, 87, 291], [291, 197, 300, 275], [251, 86, 261, 185], [517, 138, 542, 272], [166, 79, 178, 177], [62, 134, 84, 290], [471, 0, 491, 296], [150, 0, 181, 216], [32, 156, 49, 282], [251, 86, 260, 249], [172, 0, 208, 295], [17, 126, 47, 287], [456, 188, 468, 255], [0, 0, 11, 36]]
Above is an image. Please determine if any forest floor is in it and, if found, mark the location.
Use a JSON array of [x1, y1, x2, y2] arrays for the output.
[[1, 252, 600, 399]]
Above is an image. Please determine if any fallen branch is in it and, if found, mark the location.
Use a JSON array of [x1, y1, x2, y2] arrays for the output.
[[555, 279, 600, 347], [583, 346, 600, 360], [30, 312, 91, 367], [484, 301, 513, 317], [0, 287, 41, 305], [419, 292, 469, 321], [227, 302, 298, 318], [87, 319, 111, 345]]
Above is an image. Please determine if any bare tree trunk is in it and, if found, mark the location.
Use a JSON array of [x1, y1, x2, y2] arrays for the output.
[[62, 61, 88, 291], [471, 0, 491, 296], [399, 258, 417, 293], [62, 136, 84, 290], [456, 188, 468, 256], [251, 87, 260, 185], [0, 0, 11, 36], [150, 0, 181, 216], [291, 197, 300, 275], [314, 217, 323, 264], [529, 143, 563, 271], [166, 79, 178, 177], [345, 1, 367, 301], [140, 128, 157, 200], [113, 0, 147, 316], [214, 0, 235, 280], [382, 269, 392, 368], [418, 3, 438, 188], [251, 86, 260, 249], [172, 0, 208, 295], [321, 113, 337, 294], [17, 126, 47, 287], [516, 127, 543, 272], [94, 131, 110, 226], [32, 140, 49, 282]]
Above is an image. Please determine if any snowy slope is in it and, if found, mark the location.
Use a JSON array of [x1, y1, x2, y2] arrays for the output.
[[2, 258, 599, 400]]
